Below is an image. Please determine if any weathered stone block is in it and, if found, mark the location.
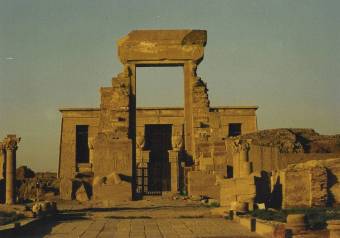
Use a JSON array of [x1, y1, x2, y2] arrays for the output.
[[93, 183, 131, 202], [93, 135, 132, 177], [281, 162, 328, 208], [219, 176, 257, 208], [75, 183, 89, 202], [106, 172, 122, 185], [59, 178, 74, 200], [118, 30, 207, 63], [187, 171, 220, 199]]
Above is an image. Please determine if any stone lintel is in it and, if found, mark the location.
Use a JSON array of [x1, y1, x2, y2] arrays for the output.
[[118, 30, 207, 64]]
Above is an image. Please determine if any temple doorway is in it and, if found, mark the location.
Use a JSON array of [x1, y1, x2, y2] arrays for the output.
[[144, 124, 172, 193]]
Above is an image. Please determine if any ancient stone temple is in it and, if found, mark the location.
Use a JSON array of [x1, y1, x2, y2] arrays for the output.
[[58, 30, 258, 202]]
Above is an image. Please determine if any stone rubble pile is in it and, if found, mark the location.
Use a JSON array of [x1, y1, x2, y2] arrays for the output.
[[16, 166, 59, 203], [238, 128, 340, 153]]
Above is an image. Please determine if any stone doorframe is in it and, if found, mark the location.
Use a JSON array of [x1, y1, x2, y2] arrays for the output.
[[94, 30, 210, 199], [118, 30, 210, 162]]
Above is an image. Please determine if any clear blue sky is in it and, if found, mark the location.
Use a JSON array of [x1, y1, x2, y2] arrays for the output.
[[0, 0, 339, 172]]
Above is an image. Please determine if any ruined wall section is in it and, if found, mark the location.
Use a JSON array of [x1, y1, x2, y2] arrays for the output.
[[98, 68, 130, 137], [92, 67, 134, 201], [280, 164, 328, 208], [189, 62, 211, 161]]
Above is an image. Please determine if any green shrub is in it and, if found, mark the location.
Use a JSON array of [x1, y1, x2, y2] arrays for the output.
[[283, 207, 340, 230], [209, 202, 220, 207], [251, 209, 286, 223]]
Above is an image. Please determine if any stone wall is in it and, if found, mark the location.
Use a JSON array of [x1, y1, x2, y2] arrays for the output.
[[249, 145, 286, 173], [220, 176, 256, 207], [246, 144, 339, 174], [59, 106, 257, 179], [278, 158, 340, 208], [136, 107, 184, 126], [280, 166, 327, 208], [213, 107, 258, 138], [93, 183, 131, 202], [187, 171, 220, 199], [306, 158, 340, 206]]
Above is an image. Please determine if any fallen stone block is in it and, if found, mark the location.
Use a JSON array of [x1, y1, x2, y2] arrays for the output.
[[106, 172, 122, 185], [75, 183, 90, 202]]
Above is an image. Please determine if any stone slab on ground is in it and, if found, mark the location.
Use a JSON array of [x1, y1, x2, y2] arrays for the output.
[[7, 218, 263, 238], [2, 198, 264, 238]]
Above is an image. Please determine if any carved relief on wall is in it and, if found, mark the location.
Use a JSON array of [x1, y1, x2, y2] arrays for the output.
[[136, 136, 145, 150], [171, 125, 184, 151], [111, 153, 129, 171], [226, 139, 252, 154]]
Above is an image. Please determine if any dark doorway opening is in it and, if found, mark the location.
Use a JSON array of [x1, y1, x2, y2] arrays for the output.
[[76, 125, 89, 163], [144, 124, 172, 192], [228, 123, 242, 137]]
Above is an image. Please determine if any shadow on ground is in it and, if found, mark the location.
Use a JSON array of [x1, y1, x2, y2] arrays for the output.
[[63, 204, 202, 213], [0, 212, 89, 238]]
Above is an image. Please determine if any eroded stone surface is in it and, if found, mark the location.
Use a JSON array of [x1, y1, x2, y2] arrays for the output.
[[280, 158, 340, 208]]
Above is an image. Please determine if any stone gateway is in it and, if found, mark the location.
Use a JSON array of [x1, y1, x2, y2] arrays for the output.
[[58, 30, 258, 202]]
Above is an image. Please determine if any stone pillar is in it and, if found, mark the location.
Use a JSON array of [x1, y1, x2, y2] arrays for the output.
[[232, 152, 240, 178], [169, 151, 179, 193], [239, 143, 251, 177], [4, 135, 20, 205], [0, 141, 5, 180], [230, 140, 251, 178], [327, 220, 340, 238], [183, 61, 194, 156], [88, 137, 94, 165], [136, 128, 145, 164], [169, 133, 183, 193]]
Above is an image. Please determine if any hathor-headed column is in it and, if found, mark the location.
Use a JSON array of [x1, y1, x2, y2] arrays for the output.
[[88, 137, 94, 165], [239, 141, 251, 177], [230, 139, 251, 178], [4, 135, 20, 205], [169, 131, 184, 193]]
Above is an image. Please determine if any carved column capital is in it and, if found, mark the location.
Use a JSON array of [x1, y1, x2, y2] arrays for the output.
[[171, 135, 183, 152], [229, 139, 251, 153], [136, 135, 145, 150], [4, 135, 20, 151]]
